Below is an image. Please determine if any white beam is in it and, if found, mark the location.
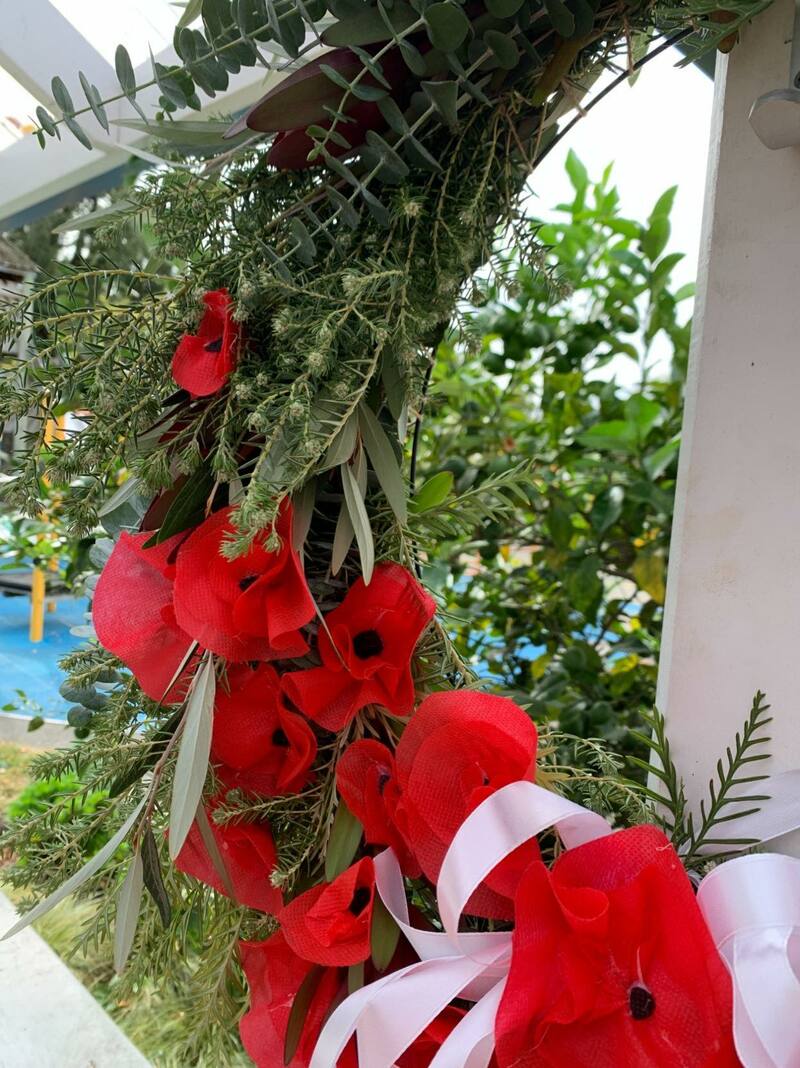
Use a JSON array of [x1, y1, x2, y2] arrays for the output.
[[658, 0, 800, 827], [0, 0, 272, 225]]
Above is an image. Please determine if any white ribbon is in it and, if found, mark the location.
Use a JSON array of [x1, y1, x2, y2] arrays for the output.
[[309, 772, 800, 1068]]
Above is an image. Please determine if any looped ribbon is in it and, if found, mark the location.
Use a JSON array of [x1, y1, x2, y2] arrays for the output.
[[310, 771, 800, 1068]]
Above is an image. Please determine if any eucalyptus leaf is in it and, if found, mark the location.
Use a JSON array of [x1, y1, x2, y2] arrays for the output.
[[35, 106, 58, 136], [178, 0, 205, 27], [2, 798, 146, 940], [423, 1, 471, 51], [322, 2, 417, 46], [168, 656, 216, 861], [341, 461, 375, 583], [51, 76, 75, 117], [325, 799, 363, 880], [421, 80, 459, 127], [115, 44, 137, 99], [114, 851, 144, 973], [358, 403, 408, 524]]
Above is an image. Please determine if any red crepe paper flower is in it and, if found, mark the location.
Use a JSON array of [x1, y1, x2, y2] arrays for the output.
[[172, 288, 240, 397], [336, 740, 419, 875], [395, 691, 539, 917], [92, 530, 194, 703], [173, 503, 315, 662], [279, 858, 376, 967], [212, 663, 317, 797], [239, 932, 357, 1068], [282, 563, 435, 731], [495, 824, 738, 1068], [396, 1007, 469, 1067], [173, 803, 283, 914]]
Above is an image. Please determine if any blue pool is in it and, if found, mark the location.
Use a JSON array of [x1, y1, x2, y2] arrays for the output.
[[0, 593, 90, 720]]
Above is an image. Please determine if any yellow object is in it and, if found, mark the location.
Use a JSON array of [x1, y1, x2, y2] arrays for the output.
[[29, 567, 46, 643]]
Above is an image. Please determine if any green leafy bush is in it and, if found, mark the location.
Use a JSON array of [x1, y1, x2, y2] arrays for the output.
[[8, 774, 112, 857], [422, 153, 691, 752]]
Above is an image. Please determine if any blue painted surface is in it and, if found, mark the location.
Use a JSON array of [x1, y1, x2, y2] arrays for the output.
[[0, 593, 90, 720]]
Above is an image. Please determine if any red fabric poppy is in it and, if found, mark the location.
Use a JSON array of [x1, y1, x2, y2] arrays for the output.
[[239, 931, 357, 1068], [172, 288, 240, 397], [336, 740, 419, 875], [282, 563, 435, 731], [495, 824, 738, 1068], [92, 529, 195, 703], [212, 663, 317, 796], [173, 502, 315, 662], [394, 691, 539, 918], [279, 858, 376, 967], [173, 803, 283, 914]]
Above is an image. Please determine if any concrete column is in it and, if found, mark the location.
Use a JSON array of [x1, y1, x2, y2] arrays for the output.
[[657, 0, 800, 821]]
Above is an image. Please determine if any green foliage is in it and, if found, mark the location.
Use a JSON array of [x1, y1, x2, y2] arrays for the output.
[[420, 155, 691, 751], [631, 692, 772, 867], [8, 773, 112, 857]]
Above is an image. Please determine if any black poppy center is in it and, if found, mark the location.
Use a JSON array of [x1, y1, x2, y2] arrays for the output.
[[271, 728, 289, 748], [377, 771, 391, 795], [238, 574, 259, 592], [348, 886, 372, 916], [204, 336, 224, 353], [628, 984, 656, 1020], [353, 629, 384, 660]]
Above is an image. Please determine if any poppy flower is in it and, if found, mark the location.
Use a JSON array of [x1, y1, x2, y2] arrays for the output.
[[212, 663, 317, 797], [172, 288, 240, 397], [394, 691, 539, 917], [336, 740, 419, 875], [239, 931, 358, 1068], [495, 824, 738, 1068], [173, 502, 315, 663], [173, 801, 283, 914], [282, 563, 435, 731], [279, 858, 376, 967], [92, 529, 195, 703], [395, 1006, 494, 1067]]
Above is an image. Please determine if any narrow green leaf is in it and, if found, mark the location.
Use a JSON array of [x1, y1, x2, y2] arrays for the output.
[[114, 851, 144, 973], [2, 798, 146, 940], [323, 416, 358, 470], [178, 0, 205, 27], [341, 461, 375, 583], [194, 801, 236, 898], [370, 894, 400, 972], [325, 799, 363, 880], [143, 465, 214, 547], [288, 218, 316, 265], [284, 965, 325, 1064], [291, 480, 316, 553], [168, 656, 216, 861], [141, 826, 172, 927], [331, 497, 355, 574], [358, 403, 408, 524], [411, 470, 453, 511], [54, 197, 138, 235]]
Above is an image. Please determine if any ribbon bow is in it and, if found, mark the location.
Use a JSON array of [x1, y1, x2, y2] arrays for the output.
[[311, 772, 800, 1068]]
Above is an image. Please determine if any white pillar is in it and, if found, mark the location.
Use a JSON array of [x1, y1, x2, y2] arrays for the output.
[[658, 0, 800, 821]]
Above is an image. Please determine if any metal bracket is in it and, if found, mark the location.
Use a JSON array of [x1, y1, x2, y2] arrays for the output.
[[750, 0, 800, 148]]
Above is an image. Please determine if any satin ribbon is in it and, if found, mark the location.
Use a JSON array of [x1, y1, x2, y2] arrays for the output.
[[310, 771, 800, 1068]]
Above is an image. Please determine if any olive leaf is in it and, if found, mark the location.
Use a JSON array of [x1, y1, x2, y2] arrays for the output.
[[341, 456, 375, 583], [168, 654, 216, 861], [114, 850, 144, 973], [141, 826, 172, 927], [325, 799, 363, 880], [2, 797, 146, 940], [358, 403, 408, 525]]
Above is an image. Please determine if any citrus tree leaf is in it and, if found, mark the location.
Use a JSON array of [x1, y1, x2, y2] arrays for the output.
[[410, 470, 453, 511]]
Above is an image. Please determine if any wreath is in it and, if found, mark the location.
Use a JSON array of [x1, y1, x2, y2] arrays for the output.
[[0, 0, 790, 1064]]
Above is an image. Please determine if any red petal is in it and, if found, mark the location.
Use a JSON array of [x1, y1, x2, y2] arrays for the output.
[[279, 858, 375, 967], [92, 530, 194, 703], [174, 809, 283, 914]]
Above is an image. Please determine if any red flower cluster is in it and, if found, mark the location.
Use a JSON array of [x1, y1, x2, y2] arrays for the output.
[[172, 288, 240, 397], [495, 825, 738, 1067]]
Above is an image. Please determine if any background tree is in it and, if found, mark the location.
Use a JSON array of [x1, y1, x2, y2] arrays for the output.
[[421, 151, 691, 751]]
